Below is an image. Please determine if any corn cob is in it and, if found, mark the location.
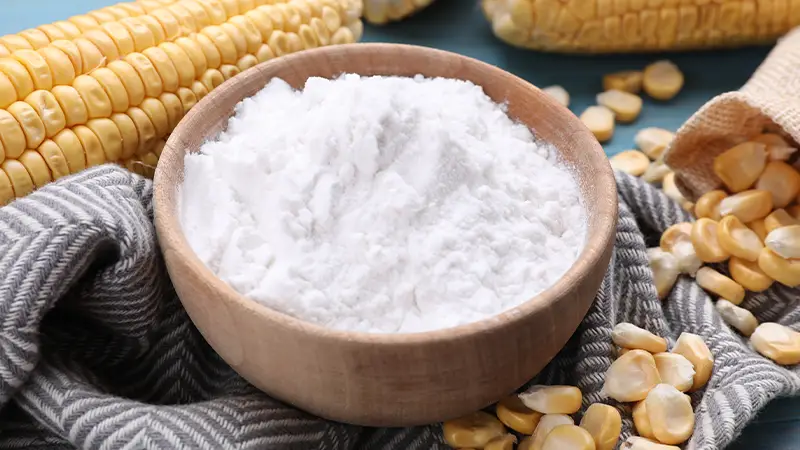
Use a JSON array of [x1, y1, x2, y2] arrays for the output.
[[0, 0, 364, 205], [481, 0, 800, 53], [361, 0, 434, 24]]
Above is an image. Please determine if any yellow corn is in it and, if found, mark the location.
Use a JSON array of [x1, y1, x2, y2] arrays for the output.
[[660, 223, 701, 275], [642, 60, 683, 101], [0, 0, 364, 206], [602, 349, 661, 402], [480, 0, 800, 53], [691, 218, 730, 263], [579, 404, 621, 450], [527, 414, 575, 450], [580, 105, 615, 142], [765, 209, 800, 233], [596, 89, 642, 123], [758, 247, 800, 287], [603, 71, 642, 94], [632, 401, 655, 440], [541, 424, 596, 450], [611, 322, 667, 353], [718, 189, 773, 223], [716, 299, 759, 337], [717, 215, 764, 262], [652, 353, 695, 393], [694, 190, 726, 221], [765, 225, 800, 259], [541, 85, 570, 107], [609, 150, 649, 176], [644, 384, 695, 445], [443, 411, 507, 449], [485, 434, 517, 450], [750, 322, 800, 365], [713, 142, 768, 193], [621, 437, 681, 450], [519, 385, 582, 415], [695, 267, 745, 305], [361, 0, 430, 25], [671, 332, 714, 391], [496, 395, 542, 435], [755, 161, 800, 208], [729, 256, 774, 292]]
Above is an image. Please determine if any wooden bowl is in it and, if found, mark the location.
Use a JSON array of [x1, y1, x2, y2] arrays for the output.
[[154, 43, 617, 427]]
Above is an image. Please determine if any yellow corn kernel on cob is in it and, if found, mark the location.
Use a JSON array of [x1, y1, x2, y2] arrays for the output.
[[481, 0, 800, 53], [362, 0, 434, 24], [0, 0, 364, 206]]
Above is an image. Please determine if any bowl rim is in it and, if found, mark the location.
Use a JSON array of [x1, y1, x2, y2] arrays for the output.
[[154, 43, 618, 346]]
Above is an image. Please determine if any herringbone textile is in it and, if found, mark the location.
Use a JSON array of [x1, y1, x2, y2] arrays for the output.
[[0, 165, 798, 450]]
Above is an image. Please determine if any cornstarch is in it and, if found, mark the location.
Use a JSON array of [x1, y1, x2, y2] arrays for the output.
[[179, 74, 587, 334]]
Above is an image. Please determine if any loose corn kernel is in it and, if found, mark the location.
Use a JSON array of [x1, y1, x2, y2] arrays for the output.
[[641, 157, 671, 183], [644, 384, 694, 445], [621, 437, 680, 450], [719, 189, 773, 223], [751, 133, 798, 161], [717, 215, 763, 262], [755, 161, 800, 208], [694, 190, 726, 221], [647, 248, 679, 300], [602, 349, 661, 402], [603, 71, 643, 94], [528, 414, 575, 450], [690, 218, 730, 263], [660, 223, 702, 276], [580, 105, 614, 143], [729, 256, 774, 292], [609, 150, 649, 176], [769, 146, 798, 161], [496, 395, 542, 435], [541, 424, 595, 450], [750, 322, 800, 365], [596, 89, 642, 123], [541, 85, 569, 107], [758, 247, 800, 287], [672, 333, 714, 391], [713, 142, 767, 193], [642, 61, 683, 101], [653, 353, 695, 392], [519, 385, 582, 415], [716, 299, 758, 337], [611, 323, 667, 353], [579, 403, 621, 450], [661, 172, 687, 205], [765, 209, 799, 233], [765, 225, 800, 259], [696, 267, 744, 304], [484, 434, 516, 450], [749, 218, 769, 242], [442, 411, 507, 448], [632, 400, 655, 439]]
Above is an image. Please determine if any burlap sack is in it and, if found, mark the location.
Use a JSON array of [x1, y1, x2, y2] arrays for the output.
[[666, 26, 800, 201]]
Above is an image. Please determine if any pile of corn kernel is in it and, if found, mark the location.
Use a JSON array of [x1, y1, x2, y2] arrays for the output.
[[442, 322, 714, 450], [612, 128, 800, 367], [542, 60, 684, 144]]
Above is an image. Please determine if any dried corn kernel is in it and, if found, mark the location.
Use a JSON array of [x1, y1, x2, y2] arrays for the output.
[[485, 434, 516, 450], [580, 106, 614, 142], [642, 61, 683, 101], [647, 248, 679, 300], [610, 150, 649, 176], [691, 218, 730, 263], [755, 161, 800, 208], [597, 89, 642, 123], [672, 333, 714, 391], [611, 323, 668, 353], [717, 215, 763, 262], [641, 157, 671, 183], [621, 437, 680, 450], [496, 395, 542, 435], [694, 190, 726, 221], [519, 385, 582, 415], [541, 424, 595, 450], [602, 349, 661, 402], [765, 225, 800, 259], [750, 322, 800, 365], [632, 401, 654, 439], [644, 384, 694, 445], [661, 172, 687, 204], [716, 299, 758, 337], [758, 247, 800, 287], [765, 209, 799, 233], [603, 71, 643, 94], [541, 85, 569, 107], [660, 223, 702, 276], [729, 256, 774, 292], [442, 411, 506, 448], [529, 414, 575, 450], [653, 353, 695, 392], [713, 142, 767, 193], [579, 403, 621, 450], [718, 190, 773, 223], [696, 267, 745, 304]]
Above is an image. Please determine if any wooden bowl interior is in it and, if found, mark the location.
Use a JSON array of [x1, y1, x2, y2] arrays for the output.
[[154, 43, 617, 426]]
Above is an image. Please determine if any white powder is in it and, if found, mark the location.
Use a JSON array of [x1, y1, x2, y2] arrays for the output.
[[179, 74, 587, 334]]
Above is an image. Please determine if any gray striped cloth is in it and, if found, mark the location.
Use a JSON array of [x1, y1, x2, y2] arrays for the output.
[[0, 165, 798, 450]]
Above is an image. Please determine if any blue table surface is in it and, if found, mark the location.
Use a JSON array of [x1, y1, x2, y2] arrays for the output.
[[2, 0, 798, 447]]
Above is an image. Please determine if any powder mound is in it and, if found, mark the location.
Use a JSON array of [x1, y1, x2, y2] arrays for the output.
[[179, 74, 587, 334]]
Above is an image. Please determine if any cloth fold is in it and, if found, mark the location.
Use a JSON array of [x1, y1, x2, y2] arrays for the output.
[[0, 165, 798, 450]]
